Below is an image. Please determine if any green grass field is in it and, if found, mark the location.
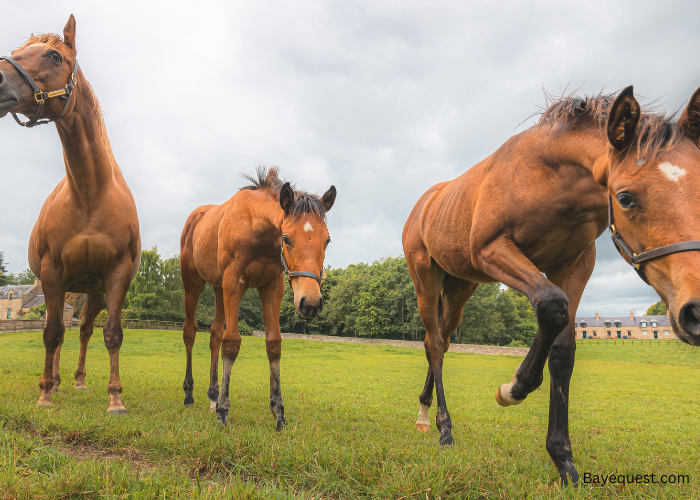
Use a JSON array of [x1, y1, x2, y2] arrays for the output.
[[1, 329, 699, 499]]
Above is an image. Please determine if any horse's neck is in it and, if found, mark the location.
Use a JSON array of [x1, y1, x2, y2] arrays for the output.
[[543, 124, 610, 186], [55, 72, 118, 204]]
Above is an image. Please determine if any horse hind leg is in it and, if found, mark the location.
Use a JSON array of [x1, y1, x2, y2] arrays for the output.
[[416, 277, 477, 435], [182, 272, 205, 407], [206, 286, 225, 411], [50, 334, 65, 394], [74, 293, 105, 390]]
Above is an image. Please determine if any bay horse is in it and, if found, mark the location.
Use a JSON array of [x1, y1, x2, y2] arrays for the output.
[[180, 167, 336, 429], [403, 85, 700, 484], [0, 16, 141, 413]]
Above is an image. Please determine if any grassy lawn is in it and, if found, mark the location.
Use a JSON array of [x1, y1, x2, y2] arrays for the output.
[[0, 329, 698, 499]]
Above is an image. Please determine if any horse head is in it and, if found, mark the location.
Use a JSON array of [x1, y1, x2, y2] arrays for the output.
[[0, 15, 78, 125], [279, 182, 336, 319], [607, 85, 700, 345]]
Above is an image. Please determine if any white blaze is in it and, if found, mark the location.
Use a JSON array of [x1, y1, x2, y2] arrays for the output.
[[303, 221, 313, 232], [658, 162, 687, 182]]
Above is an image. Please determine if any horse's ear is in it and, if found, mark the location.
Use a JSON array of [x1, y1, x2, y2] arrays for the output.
[[678, 86, 700, 144], [607, 86, 640, 151], [321, 185, 336, 212], [279, 182, 295, 212], [63, 14, 76, 50]]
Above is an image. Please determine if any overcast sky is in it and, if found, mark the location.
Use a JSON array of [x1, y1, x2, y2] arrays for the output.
[[2, 1, 696, 316]]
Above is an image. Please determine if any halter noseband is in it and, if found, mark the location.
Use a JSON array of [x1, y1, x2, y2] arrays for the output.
[[0, 55, 78, 128], [280, 242, 323, 286], [608, 193, 700, 284]]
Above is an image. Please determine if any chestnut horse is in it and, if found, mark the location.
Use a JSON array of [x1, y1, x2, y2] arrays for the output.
[[0, 16, 140, 413], [180, 167, 336, 429], [403, 85, 700, 484]]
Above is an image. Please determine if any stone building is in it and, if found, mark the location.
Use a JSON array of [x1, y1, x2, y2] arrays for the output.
[[574, 310, 675, 340], [0, 280, 74, 324]]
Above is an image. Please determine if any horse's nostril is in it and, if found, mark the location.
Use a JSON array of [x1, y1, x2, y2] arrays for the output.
[[679, 300, 700, 337], [298, 297, 306, 312]]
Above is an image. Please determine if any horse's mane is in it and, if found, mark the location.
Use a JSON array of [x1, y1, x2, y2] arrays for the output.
[[17, 33, 119, 171], [18, 33, 65, 49], [240, 166, 327, 219], [536, 89, 681, 164]]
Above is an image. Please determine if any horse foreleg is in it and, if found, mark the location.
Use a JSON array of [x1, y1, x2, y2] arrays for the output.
[[476, 238, 570, 406], [74, 293, 105, 390], [259, 274, 286, 431], [102, 259, 132, 414], [182, 274, 205, 407], [216, 271, 245, 426], [544, 244, 594, 486], [207, 286, 225, 411], [36, 274, 66, 407]]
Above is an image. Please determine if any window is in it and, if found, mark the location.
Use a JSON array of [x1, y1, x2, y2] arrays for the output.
[[643, 331, 648, 336], [607, 331, 611, 336], [604, 321, 611, 328], [6, 310, 10, 319], [640, 321, 647, 328], [665, 331, 670, 336], [651, 321, 658, 327], [8, 293, 12, 300], [574, 322, 577, 328], [580, 321, 587, 328], [593, 331, 597, 336], [614, 321, 621, 327]]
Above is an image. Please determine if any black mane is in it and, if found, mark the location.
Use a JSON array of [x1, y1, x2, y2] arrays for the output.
[[240, 166, 327, 219]]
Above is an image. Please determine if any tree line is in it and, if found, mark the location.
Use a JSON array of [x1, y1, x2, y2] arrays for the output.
[[73, 246, 536, 346]]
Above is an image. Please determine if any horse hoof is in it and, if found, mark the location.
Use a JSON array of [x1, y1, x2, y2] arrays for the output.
[[36, 401, 53, 408], [276, 417, 288, 432], [184, 394, 194, 406], [496, 386, 523, 407], [75, 386, 88, 391], [108, 408, 127, 416], [209, 400, 217, 412], [416, 423, 431, 432], [216, 409, 228, 426], [440, 434, 454, 446]]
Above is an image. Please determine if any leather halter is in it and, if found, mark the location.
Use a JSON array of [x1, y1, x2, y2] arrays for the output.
[[0, 55, 78, 127], [608, 193, 700, 283], [280, 242, 323, 285]]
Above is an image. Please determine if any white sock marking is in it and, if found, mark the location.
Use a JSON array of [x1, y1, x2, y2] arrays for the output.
[[659, 161, 686, 182], [416, 404, 430, 427], [303, 221, 313, 232]]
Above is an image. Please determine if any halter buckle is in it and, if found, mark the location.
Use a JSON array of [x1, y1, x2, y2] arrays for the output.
[[71, 73, 77, 85], [34, 92, 44, 104], [611, 224, 617, 235]]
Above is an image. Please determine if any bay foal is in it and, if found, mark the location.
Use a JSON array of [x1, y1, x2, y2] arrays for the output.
[[403, 86, 700, 484], [0, 16, 140, 413], [180, 167, 336, 429]]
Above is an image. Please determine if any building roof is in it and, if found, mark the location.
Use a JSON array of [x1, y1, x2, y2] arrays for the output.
[[21, 295, 45, 309], [0, 284, 36, 299], [574, 315, 671, 328]]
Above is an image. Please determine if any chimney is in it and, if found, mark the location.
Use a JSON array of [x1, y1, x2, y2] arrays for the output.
[[630, 310, 635, 319], [595, 311, 599, 320]]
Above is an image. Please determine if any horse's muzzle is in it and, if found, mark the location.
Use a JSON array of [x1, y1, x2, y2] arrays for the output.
[[678, 299, 700, 346], [298, 296, 323, 319]]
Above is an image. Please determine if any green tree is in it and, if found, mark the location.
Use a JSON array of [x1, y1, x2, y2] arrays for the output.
[[0, 250, 8, 286], [126, 246, 170, 311], [355, 273, 391, 337], [646, 301, 667, 315], [6, 268, 37, 285]]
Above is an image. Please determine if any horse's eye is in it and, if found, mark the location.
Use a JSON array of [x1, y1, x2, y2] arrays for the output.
[[49, 51, 62, 64], [282, 235, 291, 246], [326, 237, 331, 246], [616, 192, 637, 209]]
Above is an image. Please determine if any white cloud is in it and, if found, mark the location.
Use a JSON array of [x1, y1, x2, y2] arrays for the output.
[[2, 1, 696, 316]]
